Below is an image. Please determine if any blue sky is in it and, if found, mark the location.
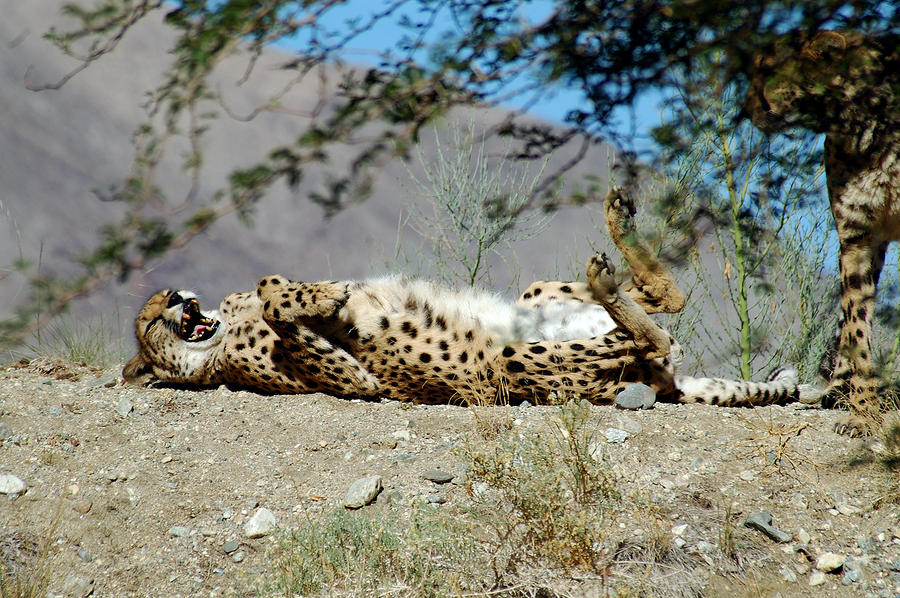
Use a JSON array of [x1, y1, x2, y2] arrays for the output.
[[281, 0, 663, 149]]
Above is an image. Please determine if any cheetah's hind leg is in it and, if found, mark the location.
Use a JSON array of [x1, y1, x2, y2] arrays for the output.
[[604, 188, 685, 314]]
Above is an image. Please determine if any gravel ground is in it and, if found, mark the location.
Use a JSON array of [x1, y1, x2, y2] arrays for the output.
[[1, 358, 899, 597]]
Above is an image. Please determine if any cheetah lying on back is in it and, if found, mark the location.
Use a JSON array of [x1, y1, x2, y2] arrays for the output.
[[742, 30, 900, 435], [125, 189, 812, 407]]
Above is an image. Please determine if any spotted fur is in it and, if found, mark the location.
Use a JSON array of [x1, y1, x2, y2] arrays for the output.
[[743, 30, 900, 435], [125, 189, 811, 407]]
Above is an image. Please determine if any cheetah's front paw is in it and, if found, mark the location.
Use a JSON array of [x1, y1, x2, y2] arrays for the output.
[[587, 253, 619, 304]]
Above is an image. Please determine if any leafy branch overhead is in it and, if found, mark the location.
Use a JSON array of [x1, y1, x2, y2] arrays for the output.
[[6, 0, 899, 347]]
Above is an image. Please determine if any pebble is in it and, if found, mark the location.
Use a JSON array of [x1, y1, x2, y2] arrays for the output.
[[168, 526, 189, 538], [614, 383, 656, 410], [739, 470, 755, 482], [604, 428, 629, 443], [231, 550, 245, 563], [816, 552, 846, 572], [115, 397, 133, 418], [696, 540, 714, 553], [743, 512, 792, 543], [62, 573, 94, 598], [809, 571, 826, 586], [0, 422, 12, 440], [244, 507, 277, 538], [0, 474, 26, 496], [671, 523, 688, 536], [427, 493, 447, 504], [423, 469, 453, 484], [223, 540, 239, 554], [614, 415, 643, 435], [781, 566, 797, 582], [77, 548, 93, 563], [342, 476, 382, 509], [391, 429, 411, 442], [842, 559, 861, 584], [72, 499, 93, 514]]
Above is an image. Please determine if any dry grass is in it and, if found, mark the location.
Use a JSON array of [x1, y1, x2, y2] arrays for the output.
[[1, 503, 61, 598]]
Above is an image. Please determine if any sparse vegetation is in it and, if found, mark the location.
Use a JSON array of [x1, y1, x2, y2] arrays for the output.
[[401, 121, 554, 288], [269, 399, 619, 596]]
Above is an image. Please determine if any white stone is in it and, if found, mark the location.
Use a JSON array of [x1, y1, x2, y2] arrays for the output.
[[244, 507, 277, 538], [604, 428, 629, 443], [671, 524, 688, 537], [0, 474, 26, 495], [809, 571, 826, 586], [342, 476, 382, 509], [391, 430, 411, 442], [815, 552, 846, 572]]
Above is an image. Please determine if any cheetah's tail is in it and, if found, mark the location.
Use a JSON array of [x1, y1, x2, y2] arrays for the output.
[[673, 366, 809, 407]]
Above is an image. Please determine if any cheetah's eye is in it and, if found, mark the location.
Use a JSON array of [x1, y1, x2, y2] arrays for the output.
[[167, 292, 185, 309]]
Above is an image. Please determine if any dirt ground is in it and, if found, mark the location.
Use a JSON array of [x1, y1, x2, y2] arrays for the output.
[[1, 358, 899, 597]]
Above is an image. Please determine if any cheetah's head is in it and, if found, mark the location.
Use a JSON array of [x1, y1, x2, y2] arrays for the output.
[[742, 30, 890, 135], [123, 289, 225, 386]]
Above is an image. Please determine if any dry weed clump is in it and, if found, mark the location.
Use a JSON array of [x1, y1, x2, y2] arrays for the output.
[[1, 503, 61, 598], [268, 400, 620, 597]]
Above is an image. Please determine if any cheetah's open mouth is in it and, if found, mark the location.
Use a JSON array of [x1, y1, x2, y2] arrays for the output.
[[179, 297, 220, 343]]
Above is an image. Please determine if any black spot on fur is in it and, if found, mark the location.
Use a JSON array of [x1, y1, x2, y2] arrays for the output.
[[380, 317, 390, 330], [560, 285, 572, 293], [502, 346, 516, 358], [420, 352, 432, 363], [529, 345, 547, 354], [507, 361, 525, 373]]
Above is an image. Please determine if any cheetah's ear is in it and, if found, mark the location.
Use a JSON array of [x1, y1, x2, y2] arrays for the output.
[[802, 31, 848, 60], [123, 352, 157, 386]]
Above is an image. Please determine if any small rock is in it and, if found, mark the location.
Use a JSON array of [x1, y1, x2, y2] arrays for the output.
[[809, 571, 826, 586], [0, 474, 26, 496], [797, 528, 811, 546], [72, 499, 93, 514], [815, 552, 845, 573], [77, 548, 93, 563], [427, 493, 447, 504], [842, 559, 861, 584], [342, 476, 383, 509], [115, 397, 133, 418], [518, 400, 532, 408], [423, 469, 453, 484], [223, 540, 239, 554], [244, 507, 277, 538], [0, 422, 12, 440], [614, 383, 656, 410], [739, 470, 755, 482], [62, 573, 94, 598], [604, 428, 629, 443], [391, 429, 411, 442], [615, 414, 643, 435], [696, 540, 714, 553], [781, 566, 797, 583], [743, 512, 792, 543], [671, 523, 688, 536], [231, 550, 245, 563], [168, 526, 189, 538]]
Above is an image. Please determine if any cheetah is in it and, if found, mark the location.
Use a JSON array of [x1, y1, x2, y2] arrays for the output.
[[124, 189, 811, 407], [742, 30, 900, 435]]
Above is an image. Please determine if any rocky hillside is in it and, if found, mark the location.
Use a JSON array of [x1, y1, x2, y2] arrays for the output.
[[0, 1, 615, 353]]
